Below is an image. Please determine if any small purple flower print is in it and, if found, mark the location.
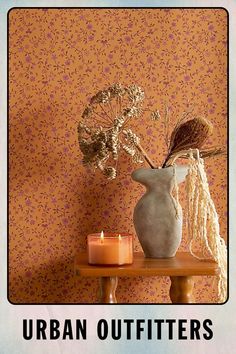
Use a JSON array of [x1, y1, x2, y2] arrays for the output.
[[25, 199, 31, 206], [104, 67, 110, 73], [125, 36, 131, 43], [147, 57, 153, 64], [184, 75, 190, 82], [62, 218, 68, 225], [9, 8, 227, 305]]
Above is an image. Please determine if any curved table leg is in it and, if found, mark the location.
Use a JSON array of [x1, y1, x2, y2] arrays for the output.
[[169, 276, 194, 303], [100, 277, 118, 303]]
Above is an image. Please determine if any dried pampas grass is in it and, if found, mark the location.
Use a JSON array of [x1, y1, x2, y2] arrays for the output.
[[185, 152, 227, 303]]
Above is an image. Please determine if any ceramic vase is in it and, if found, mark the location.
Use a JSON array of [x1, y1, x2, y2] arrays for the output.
[[131, 165, 188, 258]]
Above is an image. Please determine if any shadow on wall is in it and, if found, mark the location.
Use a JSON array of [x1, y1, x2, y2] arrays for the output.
[[9, 256, 100, 304], [8, 107, 216, 304], [9, 258, 173, 304], [8, 255, 217, 304], [9, 106, 144, 303]]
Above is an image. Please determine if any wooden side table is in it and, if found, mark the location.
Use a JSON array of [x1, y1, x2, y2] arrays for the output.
[[74, 252, 219, 304]]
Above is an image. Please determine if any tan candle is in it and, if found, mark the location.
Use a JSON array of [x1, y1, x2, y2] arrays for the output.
[[87, 232, 133, 265]]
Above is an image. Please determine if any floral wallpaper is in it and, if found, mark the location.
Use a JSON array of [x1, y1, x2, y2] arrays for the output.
[[9, 8, 227, 303]]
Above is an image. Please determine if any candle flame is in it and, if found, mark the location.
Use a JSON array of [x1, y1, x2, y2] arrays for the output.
[[100, 230, 104, 243], [118, 234, 122, 241]]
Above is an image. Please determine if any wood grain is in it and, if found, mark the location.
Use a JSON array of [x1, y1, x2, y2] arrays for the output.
[[100, 277, 118, 303], [170, 276, 195, 303], [75, 252, 219, 277]]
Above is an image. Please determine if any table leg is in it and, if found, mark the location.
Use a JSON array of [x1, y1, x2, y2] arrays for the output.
[[169, 276, 194, 303], [99, 277, 118, 303]]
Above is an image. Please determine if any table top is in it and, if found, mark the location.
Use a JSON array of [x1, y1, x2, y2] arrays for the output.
[[74, 252, 219, 277]]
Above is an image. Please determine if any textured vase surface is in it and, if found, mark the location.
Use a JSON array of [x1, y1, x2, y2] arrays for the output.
[[132, 165, 188, 258]]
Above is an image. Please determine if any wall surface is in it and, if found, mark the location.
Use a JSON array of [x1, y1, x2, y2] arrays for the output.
[[9, 8, 227, 303]]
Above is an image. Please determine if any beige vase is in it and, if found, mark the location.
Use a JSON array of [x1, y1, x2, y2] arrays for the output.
[[131, 165, 188, 258]]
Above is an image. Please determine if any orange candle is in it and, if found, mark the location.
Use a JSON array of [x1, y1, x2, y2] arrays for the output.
[[87, 232, 133, 265]]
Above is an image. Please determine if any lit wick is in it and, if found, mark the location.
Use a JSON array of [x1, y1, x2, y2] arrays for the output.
[[100, 230, 104, 243], [118, 234, 122, 242]]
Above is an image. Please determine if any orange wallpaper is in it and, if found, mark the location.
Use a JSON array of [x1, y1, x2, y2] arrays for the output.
[[9, 8, 227, 303]]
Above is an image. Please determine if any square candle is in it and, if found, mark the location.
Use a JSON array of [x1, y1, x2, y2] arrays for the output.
[[87, 232, 133, 265]]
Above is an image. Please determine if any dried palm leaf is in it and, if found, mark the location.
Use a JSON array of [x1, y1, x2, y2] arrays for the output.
[[163, 116, 213, 167]]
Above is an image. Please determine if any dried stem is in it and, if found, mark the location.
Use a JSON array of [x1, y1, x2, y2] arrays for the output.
[[165, 147, 226, 167], [119, 96, 122, 114], [108, 100, 115, 118], [199, 147, 226, 159], [98, 103, 113, 122], [136, 142, 156, 168], [93, 111, 112, 127], [164, 104, 170, 149], [116, 96, 119, 117], [123, 116, 133, 129], [92, 110, 107, 121]]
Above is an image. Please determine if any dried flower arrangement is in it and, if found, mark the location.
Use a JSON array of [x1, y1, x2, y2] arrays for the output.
[[77, 83, 227, 302], [78, 83, 224, 176], [78, 83, 158, 180]]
